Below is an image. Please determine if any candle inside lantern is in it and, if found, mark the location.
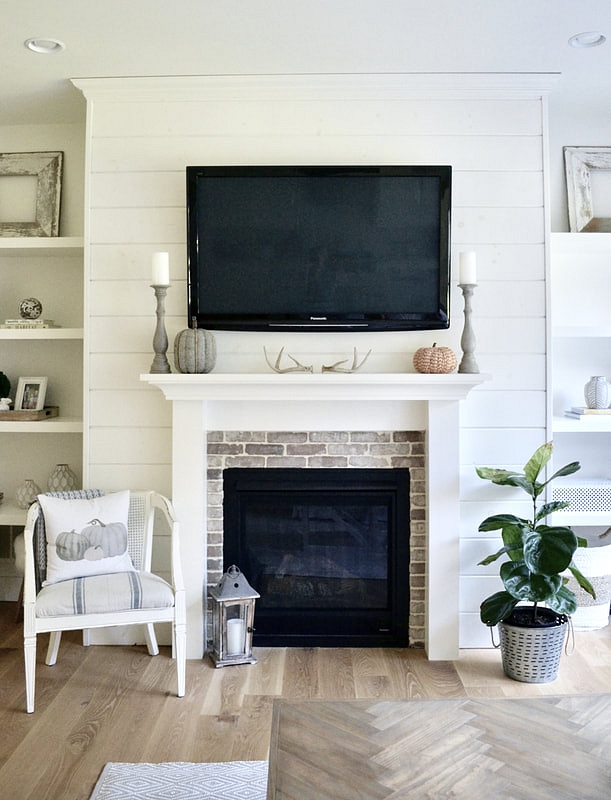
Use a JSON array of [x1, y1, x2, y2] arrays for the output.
[[459, 251, 477, 285], [226, 618, 244, 655], [152, 252, 170, 286]]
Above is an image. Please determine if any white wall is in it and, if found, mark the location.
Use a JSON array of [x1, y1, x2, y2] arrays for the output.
[[73, 74, 553, 649], [0, 71, 606, 648]]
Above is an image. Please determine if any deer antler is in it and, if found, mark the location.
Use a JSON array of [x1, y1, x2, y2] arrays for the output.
[[264, 346, 313, 373], [322, 348, 372, 373]]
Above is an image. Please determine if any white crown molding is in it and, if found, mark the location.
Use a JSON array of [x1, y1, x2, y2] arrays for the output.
[[72, 72, 560, 105]]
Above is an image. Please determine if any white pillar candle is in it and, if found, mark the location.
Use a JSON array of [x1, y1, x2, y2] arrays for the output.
[[226, 618, 244, 655], [152, 251, 170, 286], [458, 251, 477, 285]]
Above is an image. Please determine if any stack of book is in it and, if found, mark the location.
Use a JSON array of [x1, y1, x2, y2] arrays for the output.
[[564, 406, 611, 420], [0, 319, 57, 329]]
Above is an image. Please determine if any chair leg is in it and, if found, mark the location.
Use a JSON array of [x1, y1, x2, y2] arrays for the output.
[[15, 578, 24, 623], [144, 623, 159, 656], [82, 628, 91, 647], [174, 620, 186, 697], [24, 634, 36, 713], [46, 631, 62, 665]]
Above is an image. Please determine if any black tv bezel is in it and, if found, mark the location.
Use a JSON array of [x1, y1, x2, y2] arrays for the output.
[[186, 165, 452, 332]]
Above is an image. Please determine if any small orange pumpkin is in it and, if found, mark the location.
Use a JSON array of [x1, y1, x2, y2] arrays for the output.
[[413, 343, 457, 374]]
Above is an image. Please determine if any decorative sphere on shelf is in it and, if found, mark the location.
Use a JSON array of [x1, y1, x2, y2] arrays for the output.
[[19, 297, 43, 320]]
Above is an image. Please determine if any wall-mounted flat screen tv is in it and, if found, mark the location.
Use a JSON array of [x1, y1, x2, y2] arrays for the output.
[[186, 165, 451, 332]]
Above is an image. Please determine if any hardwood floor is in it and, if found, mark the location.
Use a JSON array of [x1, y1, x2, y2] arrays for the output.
[[0, 602, 609, 800]]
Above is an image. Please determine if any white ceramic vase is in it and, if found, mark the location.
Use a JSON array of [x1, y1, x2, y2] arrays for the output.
[[15, 478, 41, 509], [584, 375, 610, 409], [47, 463, 79, 492]]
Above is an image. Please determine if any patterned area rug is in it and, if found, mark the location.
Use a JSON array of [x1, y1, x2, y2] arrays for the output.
[[89, 761, 268, 800]]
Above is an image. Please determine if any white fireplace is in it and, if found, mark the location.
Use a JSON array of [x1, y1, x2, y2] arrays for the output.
[[142, 371, 486, 660]]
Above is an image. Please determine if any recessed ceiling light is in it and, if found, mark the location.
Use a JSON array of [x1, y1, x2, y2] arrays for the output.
[[568, 31, 606, 48], [24, 37, 66, 54]]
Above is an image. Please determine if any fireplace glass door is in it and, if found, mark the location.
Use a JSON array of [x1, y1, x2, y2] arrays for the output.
[[223, 468, 410, 647]]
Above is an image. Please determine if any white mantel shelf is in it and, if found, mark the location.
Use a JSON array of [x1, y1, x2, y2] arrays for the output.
[[142, 371, 488, 661], [141, 371, 487, 400]]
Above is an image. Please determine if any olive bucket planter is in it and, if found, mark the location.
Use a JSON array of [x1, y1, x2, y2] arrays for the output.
[[494, 607, 571, 683], [475, 442, 595, 684]]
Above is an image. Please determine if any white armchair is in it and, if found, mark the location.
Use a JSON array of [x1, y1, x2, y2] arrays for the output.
[[22, 490, 186, 713]]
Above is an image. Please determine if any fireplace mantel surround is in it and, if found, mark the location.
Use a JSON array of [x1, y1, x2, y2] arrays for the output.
[[142, 372, 487, 660]]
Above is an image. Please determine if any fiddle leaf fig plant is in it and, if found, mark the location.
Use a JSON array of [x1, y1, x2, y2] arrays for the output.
[[476, 442, 596, 627]]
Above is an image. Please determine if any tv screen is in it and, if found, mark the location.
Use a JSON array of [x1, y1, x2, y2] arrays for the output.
[[186, 165, 451, 332]]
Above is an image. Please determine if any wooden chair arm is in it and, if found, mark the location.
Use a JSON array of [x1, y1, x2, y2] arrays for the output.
[[151, 492, 185, 593], [22, 502, 42, 605]]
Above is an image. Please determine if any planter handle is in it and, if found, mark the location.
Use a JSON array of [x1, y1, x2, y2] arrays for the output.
[[564, 615, 575, 656], [489, 625, 501, 649]]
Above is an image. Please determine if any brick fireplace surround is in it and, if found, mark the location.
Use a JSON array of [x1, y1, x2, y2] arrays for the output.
[[143, 372, 486, 660], [206, 430, 426, 648]]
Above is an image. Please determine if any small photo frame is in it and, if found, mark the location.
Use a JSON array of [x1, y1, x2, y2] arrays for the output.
[[15, 377, 48, 411], [0, 151, 63, 237]]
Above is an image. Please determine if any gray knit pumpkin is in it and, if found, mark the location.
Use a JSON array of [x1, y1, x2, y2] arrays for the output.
[[174, 320, 216, 374]]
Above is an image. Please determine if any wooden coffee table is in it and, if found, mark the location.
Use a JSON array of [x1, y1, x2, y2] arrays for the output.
[[267, 695, 611, 799]]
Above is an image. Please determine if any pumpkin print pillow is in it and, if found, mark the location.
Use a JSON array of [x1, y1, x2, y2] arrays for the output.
[[39, 490, 134, 585]]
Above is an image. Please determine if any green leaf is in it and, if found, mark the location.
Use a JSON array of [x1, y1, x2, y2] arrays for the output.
[[480, 591, 517, 626], [475, 467, 520, 483], [523, 442, 553, 484], [501, 525, 526, 561], [503, 475, 538, 496], [478, 514, 527, 533], [535, 500, 569, 522], [546, 585, 578, 616], [475, 468, 535, 496], [477, 544, 518, 566], [500, 561, 561, 602], [523, 527, 577, 575], [545, 461, 581, 483], [568, 564, 596, 599], [576, 536, 589, 548]]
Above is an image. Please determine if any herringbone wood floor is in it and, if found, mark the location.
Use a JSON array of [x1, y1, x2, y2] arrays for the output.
[[267, 695, 611, 799], [0, 602, 609, 800]]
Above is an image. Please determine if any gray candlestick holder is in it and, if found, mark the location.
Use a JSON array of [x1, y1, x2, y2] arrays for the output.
[[458, 283, 479, 374], [150, 284, 171, 374]]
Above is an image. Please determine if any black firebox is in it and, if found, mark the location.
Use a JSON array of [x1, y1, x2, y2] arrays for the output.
[[223, 468, 410, 647]]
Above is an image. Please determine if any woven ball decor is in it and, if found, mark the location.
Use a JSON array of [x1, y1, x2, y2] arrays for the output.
[[413, 343, 457, 374]]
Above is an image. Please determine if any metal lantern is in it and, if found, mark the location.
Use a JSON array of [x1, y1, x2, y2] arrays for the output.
[[209, 565, 260, 667]]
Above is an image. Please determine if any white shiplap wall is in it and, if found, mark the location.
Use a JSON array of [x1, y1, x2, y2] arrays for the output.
[[75, 74, 553, 648]]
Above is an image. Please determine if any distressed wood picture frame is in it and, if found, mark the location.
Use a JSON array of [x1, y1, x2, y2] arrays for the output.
[[564, 146, 611, 232], [0, 151, 63, 237]]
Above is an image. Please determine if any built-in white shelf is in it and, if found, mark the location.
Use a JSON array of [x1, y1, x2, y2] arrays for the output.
[[553, 415, 611, 433], [0, 327, 84, 340], [550, 233, 611, 524], [0, 501, 26, 526], [0, 237, 83, 256], [551, 511, 611, 527], [553, 326, 611, 339], [0, 417, 82, 433]]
